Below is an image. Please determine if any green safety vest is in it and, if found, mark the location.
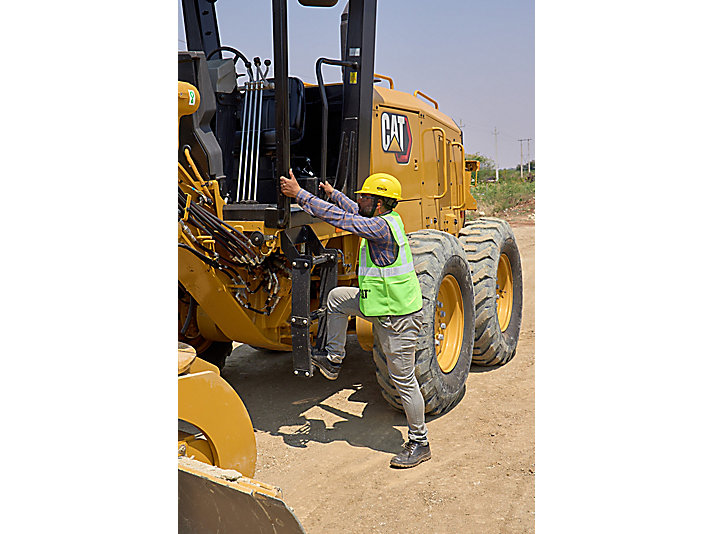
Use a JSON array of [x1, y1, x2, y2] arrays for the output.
[[358, 211, 423, 317]]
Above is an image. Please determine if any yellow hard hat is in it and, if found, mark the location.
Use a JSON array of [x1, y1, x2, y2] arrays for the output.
[[355, 173, 402, 201]]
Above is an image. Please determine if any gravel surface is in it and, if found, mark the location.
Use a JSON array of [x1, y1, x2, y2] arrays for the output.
[[221, 220, 535, 534]]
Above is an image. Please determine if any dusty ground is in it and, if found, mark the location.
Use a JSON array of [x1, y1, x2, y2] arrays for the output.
[[221, 212, 534, 534]]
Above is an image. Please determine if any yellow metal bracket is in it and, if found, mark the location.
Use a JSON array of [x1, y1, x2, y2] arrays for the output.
[[183, 148, 213, 199], [259, 237, 280, 256], [182, 194, 192, 221], [179, 163, 209, 202], [465, 159, 480, 188]]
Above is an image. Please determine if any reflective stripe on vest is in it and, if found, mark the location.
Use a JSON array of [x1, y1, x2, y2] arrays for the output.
[[358, 261, 415, 278], [357, 211, 423, 317]]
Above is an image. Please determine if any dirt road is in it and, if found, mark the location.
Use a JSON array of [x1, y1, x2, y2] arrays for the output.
[[222, 221, 534, 534]]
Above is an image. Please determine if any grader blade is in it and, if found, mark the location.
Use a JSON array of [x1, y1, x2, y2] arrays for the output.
[[178, 343, 306, 533], [178, 458, 306, 534]]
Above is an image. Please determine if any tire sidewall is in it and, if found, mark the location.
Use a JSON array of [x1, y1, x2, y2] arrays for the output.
[[417, 253, 475, 399], [459, 218, 523, 366], [371, 230, 476, 415]]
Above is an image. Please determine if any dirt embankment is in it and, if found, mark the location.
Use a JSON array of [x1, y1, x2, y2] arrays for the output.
[[222, 219, 535, 534]]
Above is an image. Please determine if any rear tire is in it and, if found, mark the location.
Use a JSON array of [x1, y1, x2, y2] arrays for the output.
[[458, 218, 523, 366], [372, 230, 475, 415]]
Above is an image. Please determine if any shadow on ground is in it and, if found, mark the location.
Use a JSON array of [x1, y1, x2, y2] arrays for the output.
[[221, 335, 407, 455]]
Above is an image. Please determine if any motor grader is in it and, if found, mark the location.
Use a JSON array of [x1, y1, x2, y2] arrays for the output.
[[178, 0, 523, 530]]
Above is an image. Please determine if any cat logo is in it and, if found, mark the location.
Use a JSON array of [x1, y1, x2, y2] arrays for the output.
[[380, 111, 412, 164]]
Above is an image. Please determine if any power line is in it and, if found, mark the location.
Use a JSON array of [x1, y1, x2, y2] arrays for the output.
[[493, 127, 500, 182], [496, 128, 518, 140], [517, 138, 532, 178], [526, 138, 533, 175]]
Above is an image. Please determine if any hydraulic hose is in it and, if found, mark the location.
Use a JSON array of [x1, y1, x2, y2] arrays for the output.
[[180, 294, 196, 336], [179, 190, 257, 265], [178, 244, 277, 315]]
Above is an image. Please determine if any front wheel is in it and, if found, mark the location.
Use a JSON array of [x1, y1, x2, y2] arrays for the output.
[[372, 230, 475, 415], [179, 285, 233, 369], [196, 341, 233, 369]]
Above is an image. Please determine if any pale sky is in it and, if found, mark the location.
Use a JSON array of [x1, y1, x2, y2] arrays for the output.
[[178, 0, 534, 169]]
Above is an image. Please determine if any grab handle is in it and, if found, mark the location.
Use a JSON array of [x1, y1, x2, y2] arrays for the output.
[[374, 73, 394, 89], [413, 90, 438, 110], [451, 142, 466, 209]]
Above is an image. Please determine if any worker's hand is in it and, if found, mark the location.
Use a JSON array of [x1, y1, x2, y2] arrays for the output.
[[319, 180, 334, 198], [279, 169, 301, 198]]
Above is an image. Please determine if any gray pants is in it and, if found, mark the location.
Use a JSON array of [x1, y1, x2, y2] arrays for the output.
[[324, 286, 427, 444]]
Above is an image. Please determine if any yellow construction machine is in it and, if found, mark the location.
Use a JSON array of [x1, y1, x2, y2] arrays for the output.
[[178, 342, 305, 532], [178, 0, 523, 530]]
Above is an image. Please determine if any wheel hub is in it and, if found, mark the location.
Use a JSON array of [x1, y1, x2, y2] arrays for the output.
[[496, 253, 514, 332], [435, 274, 464, 373]]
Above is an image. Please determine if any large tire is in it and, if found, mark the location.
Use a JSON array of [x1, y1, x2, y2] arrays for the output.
[[372, 230, 475, 416], [458, 218, 523, 366], [179, 284, 232, 369], [197, 341, 233, 369]]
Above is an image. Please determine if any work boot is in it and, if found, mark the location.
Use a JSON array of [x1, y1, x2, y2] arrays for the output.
[[311, 350, 341, 380], [390, 440, 431, 468]]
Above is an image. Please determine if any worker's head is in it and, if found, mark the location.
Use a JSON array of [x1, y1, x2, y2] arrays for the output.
[[355, 173, 401, 217]]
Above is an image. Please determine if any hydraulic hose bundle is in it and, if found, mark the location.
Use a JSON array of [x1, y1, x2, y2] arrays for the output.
[[178, 147, 283, 315]]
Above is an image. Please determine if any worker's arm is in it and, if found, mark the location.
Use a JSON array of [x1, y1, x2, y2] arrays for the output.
[[328, 189, 358, 214], [295, 188, 391, 242], [280, 170, 390, 243], [317, 180, 358, 214]]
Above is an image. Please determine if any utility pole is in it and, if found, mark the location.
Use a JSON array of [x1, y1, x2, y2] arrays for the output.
[[524, 138, 533, 175], [517, 139, 525, 179], [493, 127, 499, 182]]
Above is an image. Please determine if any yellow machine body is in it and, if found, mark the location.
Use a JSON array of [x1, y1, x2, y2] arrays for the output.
[[178, 457, 306, 533], [179, 81, 478, 352], [178, 342, 305, 532], [176, 2, 521, 531], [370, 85, 477, 236], [178, 342, 256, 475]]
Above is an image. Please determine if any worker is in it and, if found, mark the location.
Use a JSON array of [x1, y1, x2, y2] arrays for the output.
[[280, 170, 430, 468]]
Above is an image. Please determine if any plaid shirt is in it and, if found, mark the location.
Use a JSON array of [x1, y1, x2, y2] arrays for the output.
[[295, 188, 397, 266]]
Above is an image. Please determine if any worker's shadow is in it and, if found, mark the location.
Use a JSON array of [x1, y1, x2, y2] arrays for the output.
[[222, 336, 411, 455]]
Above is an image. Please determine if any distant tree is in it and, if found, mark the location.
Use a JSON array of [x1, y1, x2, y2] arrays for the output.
[[516, 160, 535, 172]]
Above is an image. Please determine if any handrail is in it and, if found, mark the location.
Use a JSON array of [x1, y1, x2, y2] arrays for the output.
[[434, 139, 452, 201], [374, 73, 394, 89], [316, 57, 359, 184], [451, 142, 466, 209], [413, 90, 438, 109], [420, 127, 448, 199]]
